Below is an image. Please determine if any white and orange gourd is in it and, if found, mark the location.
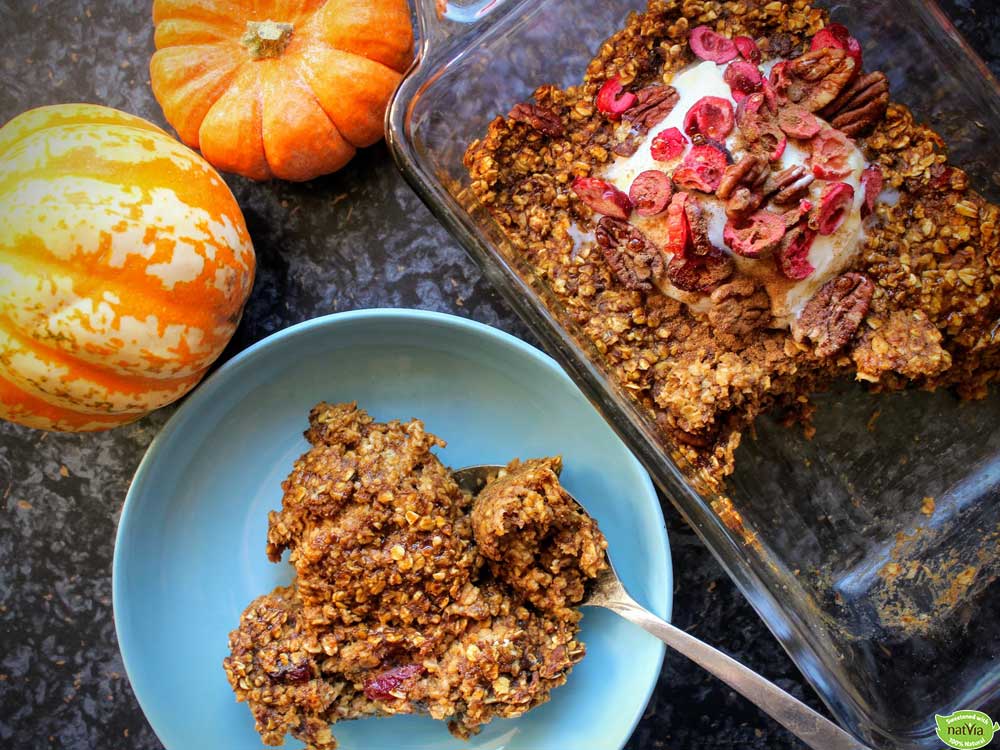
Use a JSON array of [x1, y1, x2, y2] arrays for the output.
[[0, 103, 255, 432]]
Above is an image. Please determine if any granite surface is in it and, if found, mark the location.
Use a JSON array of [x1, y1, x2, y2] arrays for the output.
[[0, 1, 996, 748]]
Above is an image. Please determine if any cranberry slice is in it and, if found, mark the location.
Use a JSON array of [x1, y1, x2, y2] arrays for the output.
[[684, 96, 735, 141], [810, 23, 863, 71], [572, 177, 633, 219], [364, 664, 424, 701], [776, 225, 817, 280], [689, 26, 739, 64], [811, 182, 855, 235], [777, 104, 821, 139], [596, 77, 638, 120], [629, 170, 673, 216], [650, 127, 688, 162], [769, 61, 792, 101], [673, 144, 728, 193], [734, 36, 761, 64], [809, 128, 854, 179], [664, 191, 692, 258], [723, 210, 786, 258], [724, 61, 764, 103], [860, 164, 883, 218]]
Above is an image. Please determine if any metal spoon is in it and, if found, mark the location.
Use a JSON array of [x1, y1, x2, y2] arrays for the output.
[[453, 464, 871, 750]]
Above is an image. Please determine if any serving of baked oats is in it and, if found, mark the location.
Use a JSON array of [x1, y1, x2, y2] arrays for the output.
[[223, 402, 607, 749], [464, 0, 999, 496]]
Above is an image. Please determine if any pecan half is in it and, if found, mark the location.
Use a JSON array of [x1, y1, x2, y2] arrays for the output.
[[717, 153, 769, 200], [793, 272, 874, 357], [595, 217, 664, 292], [763, 164, 814, 205], [667, 247, 734, 293], [508, 103, 564, 137], [623, 84, 680, 133], [777, 48, 856, 112], [708, 277, 772, 347], [820, 71, 890, 137]]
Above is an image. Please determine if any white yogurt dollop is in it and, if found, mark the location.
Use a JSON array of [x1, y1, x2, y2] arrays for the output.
[[600, 60, 867, 326]]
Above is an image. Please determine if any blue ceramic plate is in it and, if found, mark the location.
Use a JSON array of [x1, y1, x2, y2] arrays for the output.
[[113, 309, 671, 750]]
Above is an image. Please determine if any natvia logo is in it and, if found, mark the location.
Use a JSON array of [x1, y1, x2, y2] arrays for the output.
[[935, 710, 999, 749]]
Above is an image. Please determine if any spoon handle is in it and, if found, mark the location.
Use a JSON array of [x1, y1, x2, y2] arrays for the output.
[[605, 598, 871, 750]]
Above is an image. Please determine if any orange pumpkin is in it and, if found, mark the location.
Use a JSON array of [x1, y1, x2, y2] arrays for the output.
[[0, 103, 255, 432], [150, 0, 414, 182]]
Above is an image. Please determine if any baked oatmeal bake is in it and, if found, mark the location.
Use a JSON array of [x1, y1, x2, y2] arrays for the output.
[[223, 402, 607, 748], [464, 0, 1000, 499]]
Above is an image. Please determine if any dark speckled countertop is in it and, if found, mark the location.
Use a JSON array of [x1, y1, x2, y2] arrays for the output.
[[0, 2, 997, 748]]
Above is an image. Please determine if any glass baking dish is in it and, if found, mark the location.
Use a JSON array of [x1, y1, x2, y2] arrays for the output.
[[386, 1, 1000, 747]]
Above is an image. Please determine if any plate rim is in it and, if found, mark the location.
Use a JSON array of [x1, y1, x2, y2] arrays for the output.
[[112, 308, 672, 749]]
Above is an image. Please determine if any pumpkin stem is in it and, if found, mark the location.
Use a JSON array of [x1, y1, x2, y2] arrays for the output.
[[241, 20, 294, 59]]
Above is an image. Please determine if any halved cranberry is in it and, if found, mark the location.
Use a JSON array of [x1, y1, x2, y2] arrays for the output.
[[673, 144, 728, 193], [809, 128, 853, 179], [736, 92, 767, 126], [690, 26, 739, 64], [596, 77, 638, 121], [769, 133, 787, 161], [724, 61, 763, 103], [629, 170, 673, 216], [777, 226, 817, 280], [860, 164, 883, 218], [572, 177, 633, 219], [811, 182, 855, 235], [723, 210, 786, 258], [777, 105, 821, 139], [664, 191, 692, 258], [810, 23, 863, 71], [769, 61, 792, 101], [364, 664, 424, 701], [650, 127, 688, 162], [734, 36, 761, 64], [684, 96, 735, 141]]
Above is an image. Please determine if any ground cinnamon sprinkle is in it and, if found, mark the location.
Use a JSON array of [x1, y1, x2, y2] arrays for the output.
[[463, 0, 999, 497], [223, 403, 606, 749]]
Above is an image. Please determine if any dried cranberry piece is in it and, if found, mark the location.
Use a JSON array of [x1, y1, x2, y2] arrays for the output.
[[268, 660, 312, 684], [689, 26, 739, 63], [723, 210, 786, 258], [810, 23, 863, 71], [684, 96, 735, 141], [572, 177, 633, 219], [673, 144, 727, 193], [811, 182, 855, 235], [777, 104, 822, 139], [650, 127, 688, 162], [664, 191, 692, 258], [860, 164, 883, 217], [809, 128, 853, 180], [734, 36, 761, 64], [724, 61, 764, 103], [364, 664, 424, 701], [596, 77, 638, 121], [629, 170, 673, 216], [769, 61, 793, 100], [776, 225, 817, 280]]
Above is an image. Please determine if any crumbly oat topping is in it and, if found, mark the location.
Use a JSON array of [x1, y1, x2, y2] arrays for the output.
[[224, 403, 607, 748], [463, 0, 999, 491]]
